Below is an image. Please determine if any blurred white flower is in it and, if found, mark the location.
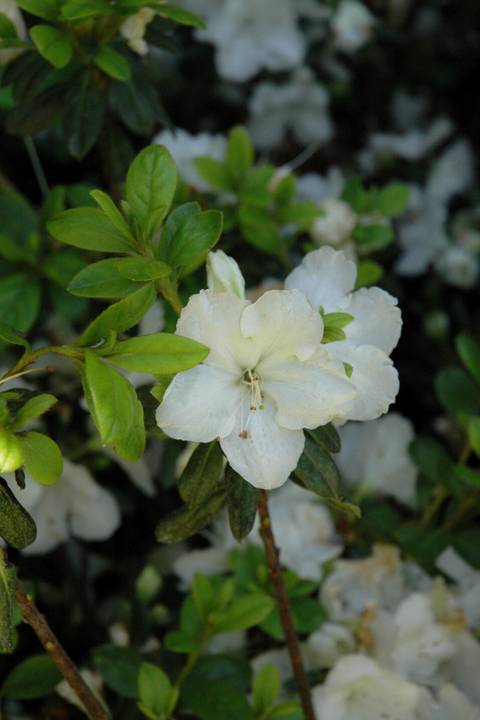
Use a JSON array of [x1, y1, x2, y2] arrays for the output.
[[0, 0, 26, 65], [56, 669, 105, 715], [4, 459, 121, 555], [295, 168, 346, 204], [427, 139, 475, 206], [429, 684, 480, 720], [335, 413, 418, 505], [247, 68, 334, 150], [285, 247, 402, 422], [310, 199, 357, 247], [156, 288, 355, 489], [367, 116, 454, 163], [152, 128, 227, 192], [307, 622, 356, 668], [331, 0, 376, 53], [120, 7, 156, 56], [436, 547, 480, 629], [192, 0, 305, 81], [434, 246, 479, 289]]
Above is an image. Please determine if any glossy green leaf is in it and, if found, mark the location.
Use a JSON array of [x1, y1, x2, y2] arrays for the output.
[[226, 126, 254, 182], [11, 395, 57, 430], [107, 333, 209, 374], [191, 573, 215, 621], [19, 432, 62, 485], [116, 257, 171, 281], [109, 383, 146, 462], [293, 436, 341, 499], [94, 46, 131, 81], [2, 654, 63, 698], [0, 14, 17, 38], [0, 274, 41, 335], [155, 487, 227, 544], [181, 678, 256, 720], [5, 84, 67, 136], [226, 466, 259, 543], [90, 189, 136, 242], [435, 367, 480, 421], [0, 477, 37, 550], [62, 72, 104, 160], [409, 436, 458, 494], [15, 0, 61, 21], [215, 593, 274, 633], [376, 182, 409, 217], [109, 70, 167, 136], [0, 322, 29, 350], [352, 223, 394, 247], [61, 0, 112, 18], [178, 441, 224, 509], [277, 202, 324, 227], [341, 175, 368, 213], [187, 654, 252, 693], [355, 260, 384, 288], [126, 145, 177, 229], [455, 334, 480, 386], [30, 25, 72, 69], [157, 201, 200, 261], [42, 249, 88, 288], [468, 416, 480, 457], [76, 282, 155, 347], [0, 551, 15, 652], [48, 207, 136, 252], [68, 258, 140, 298], [453, 465, 480, 487], [138, 662, 174, 719], [324, 496, 361, 518], [165, 210, 223, 268], [157, 4, 205, 28], [93, 645, 142, 699], [0, 429, 24, 473], [252, 663, 280, 716], [194, 157, 231, 191], [305, 423, 341, 454], [237, 205, 281, 255]]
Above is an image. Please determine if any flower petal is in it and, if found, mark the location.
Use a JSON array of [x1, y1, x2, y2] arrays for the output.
[[240, 288, 324, 363], [328, 343, 400, 421], [284, 246, 357, 313], [156, 364, 242, 442], [342, 287, 402, 355], [261, 347, 356, 429], [220, 395, 304, 489]]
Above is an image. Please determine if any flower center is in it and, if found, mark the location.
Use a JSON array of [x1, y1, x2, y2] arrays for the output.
[[239, 369, 265, 439]]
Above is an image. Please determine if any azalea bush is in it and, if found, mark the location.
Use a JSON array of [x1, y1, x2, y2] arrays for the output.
[[1, 1, 480, 720]]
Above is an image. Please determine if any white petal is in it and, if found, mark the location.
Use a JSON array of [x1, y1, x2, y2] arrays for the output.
[[240, 289, 323, 363], [22, 491, 69, 555], [284, 247, 357, 313], [342, 287, 402, 355], [261, 347, 356, 429], [220, 395, 304, 489], [156, 364, 242, 442], [329, 343, 399, 421], [67, 485, 121, 541], [176, 290, 252, 374]]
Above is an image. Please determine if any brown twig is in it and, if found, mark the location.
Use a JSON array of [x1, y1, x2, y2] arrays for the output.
[[14, 577, 110, 720], [258, 490, 317, 720]]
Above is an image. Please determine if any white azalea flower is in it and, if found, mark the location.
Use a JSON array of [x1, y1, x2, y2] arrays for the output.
[[434, 246, 479, 289], [206, 250, 245, 298], [311, 654, 435, 720], [120, 7, 156, 56], [430, 684, 480, 720], [285, 247, 402, 422], [152, 129, 227, 192], [331, 0, 376, 54], [156, 288, 356, 489], [295, 168, 346, 204], [436, 547, 480, 629], [3, 459, 121, 555], [0, 0, 26, 65], [307, 622, 357, 668], [368, 117, 454, 163], [247, 67, 334, 150], [192, 0, 305, 82], [335, 413, 418, 505], [310, 199, 357, 247]]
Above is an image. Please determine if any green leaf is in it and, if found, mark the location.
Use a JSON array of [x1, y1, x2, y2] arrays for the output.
[[68, 258, 140, 298], [178, 441, 224, 509], [142, 205, 167, 243], [111, 384, 146, 462], [341, 175, 368, 213], [138, 663, 173, 719], [455, 334, 480, 386], [126, 145, 177, 230], [226, 126, 254, 182], [116, 257, 171, 281], [0, 477, 37, 550], [42, 249, 88, 288], [226, 465, 259, 543], [84, 351, 135, 447], [237, 205, 281, 255], [2, 654, 63, 698], [435, 367, 480, 421], [157, 4, 205, 28], [30, 25, 72, 69], [155, 488, 227, 544], [5, 84, 67, 136], [165, 210, 223, 268], [323, 496, 361, 518], [109, 72, 162, 136], [62, 72, 104, 160], [355, 260, 384, 288], [0, 274, 41, 334], [181, 679, 256, 720], [293, 435, 341, 499], [76, 282, 155, 347], [452, 529, 480, 571], [409, 436, 457, 493], [186, 654, 252, 693], [194, 157, 231, 191], [191, 573, 216, 621], [0, 322, 29, 350], [93, 46, 131, 81], [15, 0, 61, 22], [61, 0, 112, 17], [108, 333, 209, 375], [90, 189, 136, 242], [215, 593, 274, 633], [19, 432, 62, 485], [0, 430, 24, 473], [269, 702, 303, 719], [305, 423, 340, 454], [93, 645, 142, 699], [11, 395, 57, 431], [237, 165, 275, 207], [468, 416, 480, 458], [321, 326, 346, 343], [453, 465, 480, 487], [277, 202, 324, 228], [0, 552, 15, 652], [352, 223, 394, 248], [48, 207, 136, 253], [0, 14, 18, 38], [252, 664, 280, 716], [375, 183, 410, 217], [157, 201, 201, 262], [291, 596, 325, 633]]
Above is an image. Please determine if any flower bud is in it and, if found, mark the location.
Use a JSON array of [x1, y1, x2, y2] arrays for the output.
[[206, 250, 245, 299]]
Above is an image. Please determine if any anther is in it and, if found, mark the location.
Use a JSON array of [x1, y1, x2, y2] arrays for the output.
[[250, 405, 256, 411], [239, 430, 248, 439]]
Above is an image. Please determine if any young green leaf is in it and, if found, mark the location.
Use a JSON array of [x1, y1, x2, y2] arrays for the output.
[[226, 126, 254, 182], [467, 416, 480, 458], [48, 207, 136, 252], [252, 664, 280, 716], [376, 182, 409, 217], [68, 258, 140, 298], [214, 593, 275, 633], [107, 333, 209, 375], [94, 46, 131, 81], [157, 201, 201, 261], [352, 224, 394, 247], [181, 678, 256, 720], [192, 573, 216, 621], [10, 394, 57, 430], [355, 260, 384, 288], [0, 551, 15, 652], [237, 205, 281, 255], [61, 0, 112, 19], [0, 322, 29, 350], [126, 145, 177, 229], [19, 432, 62, 485], [110, 385, 146, 462], [90, 189, 136, 242], [76, 282, 156, 347], [93, 645, 142, 699], [0, 477, 37, 550], [0, 429, 24, 473], [226, 466, 259, 543], [178, 441, 224, 509], [116, 257, 171, 282], [15, 0, 61, 22], [137, 663, 174, 720], [194, 157, 231, 191], [30, 25, 72, 68], [165, 210, 223, 268], [157, 4, 206, 28], [455, 334, 480, 386], [0, 273, 41, 334]]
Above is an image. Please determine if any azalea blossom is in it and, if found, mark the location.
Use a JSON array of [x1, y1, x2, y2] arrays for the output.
[[331, 0, 376, 54], [156, 288, 356, 489], [152, 129, 227, 192], [120, 7, 156, 56], [285, 246, 402, 422]]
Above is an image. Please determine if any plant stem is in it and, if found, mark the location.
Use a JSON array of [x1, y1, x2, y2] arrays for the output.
[[257, 490, 317, 720], [14, 577, 110, 720], [442, 488, 480, 532]]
